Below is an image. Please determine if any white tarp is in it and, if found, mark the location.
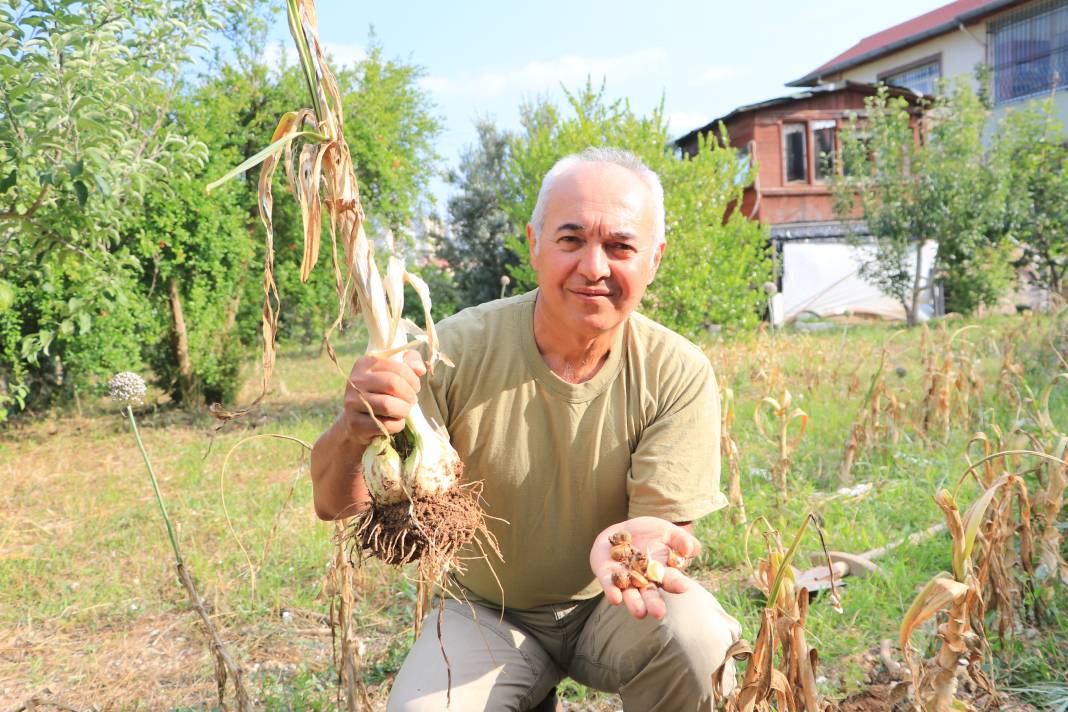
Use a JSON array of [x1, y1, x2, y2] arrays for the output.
[[781, 241, 937, 321]]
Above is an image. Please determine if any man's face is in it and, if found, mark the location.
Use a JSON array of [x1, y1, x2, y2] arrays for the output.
[[527, 162, 664, 336]]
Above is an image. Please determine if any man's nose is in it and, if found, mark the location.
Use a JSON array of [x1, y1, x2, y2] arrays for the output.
[[577, 244, 610, 281]]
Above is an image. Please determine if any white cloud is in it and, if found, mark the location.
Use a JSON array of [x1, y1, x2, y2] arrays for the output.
[[701, 66, 744, 82], [322, 42, 367, 69], [262, 41, 366, 70], [421, 48, 669, 99], [665, 111, 709, 135]]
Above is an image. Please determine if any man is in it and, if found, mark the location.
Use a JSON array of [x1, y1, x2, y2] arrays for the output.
[[311, 147, 740, 711]]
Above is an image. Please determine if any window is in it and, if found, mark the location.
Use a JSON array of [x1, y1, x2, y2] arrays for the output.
[[882, 59, 941, 96], [812, 120, 836, 181], [784, 123, 807, 182], [734, 142, 753, 186], [989, 0, 1068, 104]]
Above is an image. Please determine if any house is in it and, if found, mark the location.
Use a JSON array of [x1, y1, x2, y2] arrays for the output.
[[673, 0, 1068, 322], [674, 82, 936, 322], [788, 0, 1068, 129], [674, 82, 922, 228]]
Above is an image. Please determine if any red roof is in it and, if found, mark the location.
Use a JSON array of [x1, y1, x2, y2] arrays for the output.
[[788, 0, 1018, 86], [817, 0, 991, 72]]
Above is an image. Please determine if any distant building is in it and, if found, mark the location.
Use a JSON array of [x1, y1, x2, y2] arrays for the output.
[[674, 83, 936, 322], [788, 0, 1068, 129], [674, 82, 922, 229]]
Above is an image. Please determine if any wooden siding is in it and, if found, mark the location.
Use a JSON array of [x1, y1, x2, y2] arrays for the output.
[[678, 85, 922, 228]]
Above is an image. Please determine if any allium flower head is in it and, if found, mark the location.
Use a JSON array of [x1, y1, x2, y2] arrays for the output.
[[108, 371, 147, 405]]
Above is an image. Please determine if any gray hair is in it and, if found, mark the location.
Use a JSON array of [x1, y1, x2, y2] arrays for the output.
[[529, 147, 665, 256]]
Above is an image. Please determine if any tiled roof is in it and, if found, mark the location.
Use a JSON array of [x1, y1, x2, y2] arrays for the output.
[[788, 0, 1020, 86]]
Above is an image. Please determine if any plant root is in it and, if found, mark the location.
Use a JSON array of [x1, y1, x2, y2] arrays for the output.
[[350, 482, 499, 581]]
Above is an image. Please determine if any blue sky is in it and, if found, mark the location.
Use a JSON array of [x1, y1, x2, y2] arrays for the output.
[[265, 1, 950, 210]]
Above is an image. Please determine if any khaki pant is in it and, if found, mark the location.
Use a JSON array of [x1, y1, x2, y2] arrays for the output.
[[388, 584, 741, 712]]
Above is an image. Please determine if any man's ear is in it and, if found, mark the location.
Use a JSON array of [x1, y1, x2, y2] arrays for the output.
[[526, 223, 538, 269], [647, 241, 666, 285]]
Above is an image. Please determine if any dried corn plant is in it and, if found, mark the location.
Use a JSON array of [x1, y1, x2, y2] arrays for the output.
[[320, 521, 373, 712], [206, 0, 499, 703], [1035, 372, 1068, 438], [993, 327, 1027, 411], [1034, 435, 1068, 590], [964, 435, 1038, 641], [840, 338, 905, 484], [897, 485, 1002, 710], [754, 390, 808, 500], [919, 324, 981, 441], [713, 514, 839, 711], [722, 387, 747, 524], [1031, 376, 1068, 592], [750, 329, 786, 394], [896, 448, 1068, 711]]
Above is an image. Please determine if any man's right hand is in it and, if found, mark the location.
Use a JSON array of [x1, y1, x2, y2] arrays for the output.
[[311, 349, 428, 520], [341, 349, 427, 445]]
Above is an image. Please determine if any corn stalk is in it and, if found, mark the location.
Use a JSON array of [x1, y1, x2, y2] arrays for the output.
[[919, 324, 980, 441], [206, 1, 465, 705], [840, 338, 903, 485], [1033, 377, 1068, 591], [714, 514, 839, 711], [319, 521, 373, 712], [207, 0, 458, 504], [754, 390, 808, 500], [898, 449, 1067, 710], [722, 387, 747, 524], [1035, 435, 1068, 588]]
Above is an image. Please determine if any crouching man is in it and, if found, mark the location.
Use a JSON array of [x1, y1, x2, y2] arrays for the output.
[[311, 147, 741, 711]]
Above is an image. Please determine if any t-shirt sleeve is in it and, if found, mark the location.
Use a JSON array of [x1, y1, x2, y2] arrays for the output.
[[627, 358, 727, 522]]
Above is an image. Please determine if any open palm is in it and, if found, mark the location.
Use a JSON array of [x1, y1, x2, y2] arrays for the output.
[[589, 516, 701, 620]]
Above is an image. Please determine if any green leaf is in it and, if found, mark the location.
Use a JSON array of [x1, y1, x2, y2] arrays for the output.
[[204, 126, 327, 194], [73, 180, 88, 208], [0, 168, 15, 193], [68, 159, 84, 179], [78, 311, 91, 334], [0, 280, 14, 312], [92, 172, 111, 198]]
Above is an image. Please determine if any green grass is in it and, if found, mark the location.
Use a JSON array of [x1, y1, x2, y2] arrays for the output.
[[1, 313, 1065, 709]]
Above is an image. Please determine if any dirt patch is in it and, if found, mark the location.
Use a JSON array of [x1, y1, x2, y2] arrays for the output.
[[840, 682, 899, 712], [0, 611, 355, 710]]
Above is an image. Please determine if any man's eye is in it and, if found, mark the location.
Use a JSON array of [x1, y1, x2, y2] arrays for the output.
[[559, 235, 580, 245], [610, 243, 636, 253]]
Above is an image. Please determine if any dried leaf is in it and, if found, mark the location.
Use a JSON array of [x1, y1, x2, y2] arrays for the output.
[[899, 573, 969, 651]]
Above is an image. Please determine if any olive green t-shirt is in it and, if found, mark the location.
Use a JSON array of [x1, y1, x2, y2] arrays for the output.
[[418, 290, 726, 610]]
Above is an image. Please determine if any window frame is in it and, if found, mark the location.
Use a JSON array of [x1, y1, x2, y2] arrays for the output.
[[987, 0, 1068, 105], [782, 121, 809, 184], [810, 119, 837, 183], [877, 53, 943, 96]]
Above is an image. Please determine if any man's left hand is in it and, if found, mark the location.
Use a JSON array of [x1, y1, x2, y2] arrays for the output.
[[590, 516, 701, 620]]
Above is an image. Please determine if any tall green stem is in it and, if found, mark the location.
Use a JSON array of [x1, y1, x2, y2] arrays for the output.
[[125, 405, 183, 567]]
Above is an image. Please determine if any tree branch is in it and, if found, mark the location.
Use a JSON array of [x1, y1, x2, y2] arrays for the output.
[[0, 184, 50, 222]]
